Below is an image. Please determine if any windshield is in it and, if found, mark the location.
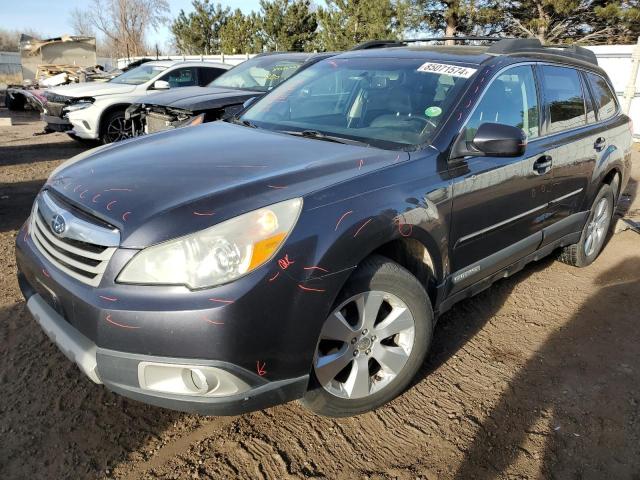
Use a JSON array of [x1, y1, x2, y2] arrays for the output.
[[241, 57, 473, 149], [110, 64, 168, 85], [210, 56, 305, 92]]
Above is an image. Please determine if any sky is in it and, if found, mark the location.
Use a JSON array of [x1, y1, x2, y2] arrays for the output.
[[1, 0, 263, 51]]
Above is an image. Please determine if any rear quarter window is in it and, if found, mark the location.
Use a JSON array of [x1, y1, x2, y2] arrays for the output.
[[199, 67, 227, 86], [540, 66, 586, 134], [587, 72, 618, 121]]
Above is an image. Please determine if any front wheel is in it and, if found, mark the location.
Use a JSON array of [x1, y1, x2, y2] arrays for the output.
[[101, 110, 132, 144], [559, 183, 614, 267], [302, 255, 433, 417]]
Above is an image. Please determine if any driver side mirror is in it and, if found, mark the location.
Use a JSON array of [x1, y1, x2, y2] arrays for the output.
[[152, 80, 170, 90], [451, 122, 527, 160]]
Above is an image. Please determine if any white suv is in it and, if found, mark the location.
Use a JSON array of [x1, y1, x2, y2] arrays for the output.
[[42, 60, 231, 144]]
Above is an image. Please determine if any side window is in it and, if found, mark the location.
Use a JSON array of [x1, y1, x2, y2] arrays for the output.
[[161, 67, 197, 88], [198, 67, 226, 86], [466, 65, 540, 140], [541, 66, 586, 134], [581, 73, 596, 124], [587, 72, 618, 121]]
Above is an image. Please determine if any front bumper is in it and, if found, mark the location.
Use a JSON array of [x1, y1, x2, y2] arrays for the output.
[[23, 288, 308, 415], [42, 114, 73, 132]]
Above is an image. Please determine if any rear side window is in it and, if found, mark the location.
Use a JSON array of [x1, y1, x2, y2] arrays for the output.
[[161, 67, 198, 88], [466, 65, 540, 140], [587, 72, 618, 121], [198, 67, 226, 86], [540, 66, 586, 134]]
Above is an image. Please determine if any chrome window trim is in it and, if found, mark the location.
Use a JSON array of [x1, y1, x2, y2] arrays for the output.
[[461, 60, 621, 144]]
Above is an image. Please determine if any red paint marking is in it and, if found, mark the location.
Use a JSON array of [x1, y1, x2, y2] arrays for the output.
[[42, 268, 50, 278], [358, 159, 364, 170], [63, 183, 73, 190], [201, 316, 224, 326], [92, 193, 101, 203], [99, 295, 118, 302], [328, 60, 338, 68], [394, 154, 401, 163], [335, 210, 353, 231], [268, 271, 280, 282], [304, 266, 329, 273], [73, 185, 82, 192], [267, 184, 287, 189], [208, 298, 234, 304], [353, 218, 372, 238], [193, 211, 215, 216], [474, 86, 479, 93], [122, 211, 131, 222], [23, 225, 29, 242], [465, 99, 472, 109], [278, 254, 295, 270], [79, 189, 88, 199], [396, 217, 413, 237], [457, 112, 462, 121], [298, 284, 326, 293], [106, 200, 117, 211], [256, 360, 267, 376], [104, 188, 133, 192], [105, 314, 140, 329]]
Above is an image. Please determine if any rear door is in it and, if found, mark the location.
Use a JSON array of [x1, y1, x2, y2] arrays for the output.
[[536, 65, 596, 245], [449, 64, 548, 293]]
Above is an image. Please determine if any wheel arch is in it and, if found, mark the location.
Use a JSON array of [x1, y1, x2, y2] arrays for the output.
[[98, 103, 131, 138]]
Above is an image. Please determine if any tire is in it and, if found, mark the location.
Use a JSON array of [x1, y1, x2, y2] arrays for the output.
[[100, 109, 131, 144], [559, 183, 614, 267], [302, 255, 433, 417]]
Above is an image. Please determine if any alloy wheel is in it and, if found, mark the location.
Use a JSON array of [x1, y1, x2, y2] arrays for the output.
[[584, 197, 610, 257], [104, 116, 132, 143], [313, 291, 416, 399]]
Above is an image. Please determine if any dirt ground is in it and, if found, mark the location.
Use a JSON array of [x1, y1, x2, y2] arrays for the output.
[[1, 109, 639, 480]]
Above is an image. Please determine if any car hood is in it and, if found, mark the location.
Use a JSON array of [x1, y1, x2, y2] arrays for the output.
[[48, 122, 408, 248], [141, 86, 261, 111], [48, 82, 137, 98]]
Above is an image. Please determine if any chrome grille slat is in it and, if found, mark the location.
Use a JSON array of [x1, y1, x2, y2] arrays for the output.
[[34, 212, 112, 261], [30, 192, 119, 287]]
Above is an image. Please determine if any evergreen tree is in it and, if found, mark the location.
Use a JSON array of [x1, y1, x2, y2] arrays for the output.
[[408, 0, 504, 39], [220, 10, 264, 53], [171, 0, 230, 54], [317, 0, 408, 51], [260, 0, 318, 51]]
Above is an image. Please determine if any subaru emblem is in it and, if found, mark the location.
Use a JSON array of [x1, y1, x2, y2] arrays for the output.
[[51, 214, 66, 236]]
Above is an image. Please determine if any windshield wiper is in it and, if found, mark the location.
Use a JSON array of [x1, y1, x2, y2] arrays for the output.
[[228, 115, 257, 128], [279, 129, 370, 147]]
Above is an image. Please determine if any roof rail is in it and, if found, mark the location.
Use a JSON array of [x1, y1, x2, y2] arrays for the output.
[[351, 37, 598, 66], [351, 37, 507, 50], [487, 38, 598, 65]]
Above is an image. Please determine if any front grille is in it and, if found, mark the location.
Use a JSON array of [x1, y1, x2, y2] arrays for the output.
[[30, 193, 118, 287]]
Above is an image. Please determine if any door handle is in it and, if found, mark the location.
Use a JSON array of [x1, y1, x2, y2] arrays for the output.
[[594, 137, 606, 151], [533, 155, 553, 175]]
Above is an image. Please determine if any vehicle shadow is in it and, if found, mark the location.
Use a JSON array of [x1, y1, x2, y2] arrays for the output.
[[452, 257, 640, 478], [0, 178, 47, 233], [0, 300, 186, 478], [410, 255, 556, 388]]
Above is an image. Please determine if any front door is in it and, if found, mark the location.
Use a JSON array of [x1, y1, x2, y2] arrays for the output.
[[448, 65, 549, 293]]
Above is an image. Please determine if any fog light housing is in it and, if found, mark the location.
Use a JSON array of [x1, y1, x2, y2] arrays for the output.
[[138, 362, 250, 397]]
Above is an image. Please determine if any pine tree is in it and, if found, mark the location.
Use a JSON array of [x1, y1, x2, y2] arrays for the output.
[[316, 0, 407, 51], [171, 0, 230, 54], [260, 0, 318, 52]]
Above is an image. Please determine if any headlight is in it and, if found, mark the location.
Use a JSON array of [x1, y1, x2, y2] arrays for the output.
[[63, 99, 94, 113], [117, 198, 303, 289]]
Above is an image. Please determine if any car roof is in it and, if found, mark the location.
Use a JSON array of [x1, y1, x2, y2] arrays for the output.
[[336, 42, 608, 76], [142, 60, 231, 69]]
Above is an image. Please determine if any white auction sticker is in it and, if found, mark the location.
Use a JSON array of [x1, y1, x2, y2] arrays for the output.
[[417, 62, 477, 78]]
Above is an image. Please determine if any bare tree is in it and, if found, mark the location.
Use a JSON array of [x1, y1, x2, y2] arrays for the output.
[[72, 0, 170, 57], [70, 8, 96, 37]]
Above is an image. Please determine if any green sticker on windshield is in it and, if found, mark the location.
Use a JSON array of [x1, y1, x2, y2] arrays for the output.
[[425, 106, 442, 118]]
